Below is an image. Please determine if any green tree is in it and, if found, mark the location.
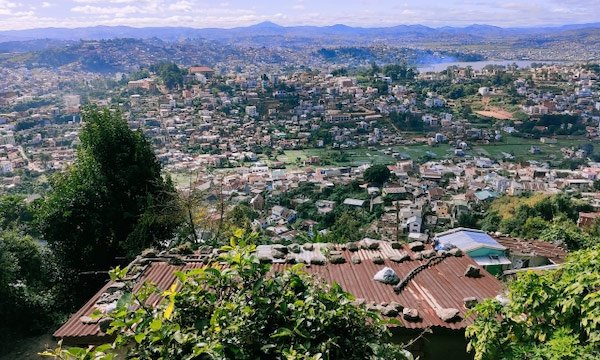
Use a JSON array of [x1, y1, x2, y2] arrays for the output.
[[0, 230, 60, 346], [39, 107, 181, 308], [364, 164, 391, 185], [151, 62, 186, 90], [42, 232, 411, 360], [540, 218, 592, 250], [466, 246, 600, 360]]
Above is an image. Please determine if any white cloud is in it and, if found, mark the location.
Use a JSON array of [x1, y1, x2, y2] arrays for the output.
[[42, 1, 51, 7], [71, 5, 143, 16], [169, 1, 192, 12]]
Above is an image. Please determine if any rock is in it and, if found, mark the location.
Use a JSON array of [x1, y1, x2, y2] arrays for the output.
[[372, 255, 385, 265], [288, 243, 301, 253], [351, 255, 362, 264], [366, 302, 378, 311], [373, 267, 400, 285], [437, 250, 448, 257], [362, 238, 380, 250], [381, 306, 399, 317], [141, 248, 158, 258], [310, 257, 326, 265], [329, 250, 342, 256], [98, 318, 113, 333], [449, 248, 463, 257], [96, 292, 122, 305], [402, 308, 420, 321], [437, 308, 460, 322], [329, 255, 346, 264], [258, 254, 273, 263], [347, 242, 359, 252], [367, 241, 380, 250], [412, 253, 423, 260], [302, 243, 314, 251], [391, 242, 403, 249], [106, 282, 126, 293], [352, 298, 366, 306], [80, 316, 98, 324], [463, 297, 478, 309], [285, 255, 297, 264], [271, 249, 286, 259], [408, 241, 424, 251], [272, 244, 288, 254], [389, 252, 410, 263], [390, 301, 404, 312], [168, 256, 186, 266], [465, 265, 481, 278], [421, 249, 436, 259]]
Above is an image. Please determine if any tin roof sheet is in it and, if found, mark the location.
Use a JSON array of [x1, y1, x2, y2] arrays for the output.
[[54, 242, 504, 345]]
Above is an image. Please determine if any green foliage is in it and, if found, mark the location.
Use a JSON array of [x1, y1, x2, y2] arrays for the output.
[[151, 62, 187, 90], [539, 218, 592, 250], [38, 107, 182, 308], [382, 64, 416, 81], [0, 194, 36, 230], [364, 164, 391, 185], [322, 211, 367, 243], [479, 194, 593, 249], [466, 246, 600, 360], [389, 111, 424, 132], [0, 229, 60, 346], [43, 232, 410, 360]]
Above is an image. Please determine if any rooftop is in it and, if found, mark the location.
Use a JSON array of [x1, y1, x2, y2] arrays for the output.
[[434, 228, 506, 252], [54, 240, 505, 345]]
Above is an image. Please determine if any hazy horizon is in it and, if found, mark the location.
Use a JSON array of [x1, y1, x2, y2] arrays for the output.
[[0, 0, 599, 31]]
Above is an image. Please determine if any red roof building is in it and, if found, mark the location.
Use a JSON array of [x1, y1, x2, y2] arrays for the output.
[[54, 241, 505, 358]]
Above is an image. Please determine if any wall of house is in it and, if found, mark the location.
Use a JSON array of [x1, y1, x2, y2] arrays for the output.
[[467, 248, 505, 258]]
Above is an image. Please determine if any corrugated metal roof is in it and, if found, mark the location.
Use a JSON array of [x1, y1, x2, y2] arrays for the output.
[[495, 236, 567, 264], [435, 228, 506, 252], [54, 242, 504, 345]]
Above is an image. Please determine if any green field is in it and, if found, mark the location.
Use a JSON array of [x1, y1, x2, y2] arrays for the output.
[[277, 136, 596, 167]]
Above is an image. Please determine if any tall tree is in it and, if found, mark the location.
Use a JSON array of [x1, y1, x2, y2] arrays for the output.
[[364, 164, 391, 186], [39, 107, 181, 307]]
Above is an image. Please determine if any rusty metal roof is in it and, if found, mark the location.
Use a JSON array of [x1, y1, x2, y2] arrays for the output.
[[494, 236, 567, 264], [54, 242, 504, 345]]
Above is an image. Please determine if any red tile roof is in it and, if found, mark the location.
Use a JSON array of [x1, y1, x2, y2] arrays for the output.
[[54, 243, 504, 345], [189, 66, 215, 74]]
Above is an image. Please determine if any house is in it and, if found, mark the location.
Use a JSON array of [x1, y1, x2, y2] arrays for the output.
[[474, 190, 498, 203], [343, 198, 365, 208], [315, 200, 336, 214], [250, 193, 265, 211], [428, 187, 445, 201], [271, 206, 297, 224], [434, 228, 511, 275], [188, 66, 215, 78], [54, 241, 505, 360], [495, 236, 567, 271], [577, 212, 600, 228], [406, 216, 422, 233]]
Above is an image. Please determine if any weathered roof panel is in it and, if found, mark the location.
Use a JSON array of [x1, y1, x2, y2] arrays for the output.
[[54, 241, 505, 345]]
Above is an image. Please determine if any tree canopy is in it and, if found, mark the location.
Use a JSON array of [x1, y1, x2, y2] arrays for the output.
[[466, 246, 600, 360], [364, 164, 392, 186], [38, 107, 181, 307]]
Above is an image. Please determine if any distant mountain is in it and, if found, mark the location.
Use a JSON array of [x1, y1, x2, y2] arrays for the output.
[[1, 21, 600, 44]]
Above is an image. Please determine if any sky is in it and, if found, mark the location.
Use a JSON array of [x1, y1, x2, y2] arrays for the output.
[[0, 0, 599, 31]]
